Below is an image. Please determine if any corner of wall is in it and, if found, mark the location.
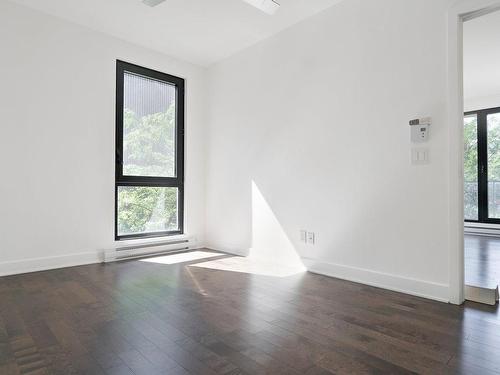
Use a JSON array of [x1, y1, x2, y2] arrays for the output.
[[204, 242, 250, 257]]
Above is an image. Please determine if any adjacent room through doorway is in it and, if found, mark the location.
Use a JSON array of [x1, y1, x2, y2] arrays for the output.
[[463, 8, 500, 305]]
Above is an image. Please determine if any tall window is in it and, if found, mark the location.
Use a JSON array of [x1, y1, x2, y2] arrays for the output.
[[115, 61, 184, 240], [464, 107, 500, 223]]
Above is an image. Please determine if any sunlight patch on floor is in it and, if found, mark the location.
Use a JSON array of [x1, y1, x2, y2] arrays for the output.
[[189, 256, 305, 277], [139, 251, 221, 265]]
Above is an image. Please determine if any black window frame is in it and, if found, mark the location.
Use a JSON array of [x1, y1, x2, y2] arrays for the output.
[[115, 60, 184, 241], [464, 106, 500, 224]]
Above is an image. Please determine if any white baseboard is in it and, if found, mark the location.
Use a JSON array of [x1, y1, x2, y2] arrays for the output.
[[0, 252, 101, 277], [302, 258, 450, 303]]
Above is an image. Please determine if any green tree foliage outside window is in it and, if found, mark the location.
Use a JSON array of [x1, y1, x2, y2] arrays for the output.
[[464, 116, 478, 220], [123, 105, 176, 177], [118, 186, 177, 235]]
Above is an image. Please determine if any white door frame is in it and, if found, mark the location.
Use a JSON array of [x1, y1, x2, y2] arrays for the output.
[[447, 0, 500, 305]]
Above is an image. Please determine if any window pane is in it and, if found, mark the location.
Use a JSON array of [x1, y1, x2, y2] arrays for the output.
[[123, 72, 176, 177], [464, 114, 478, 220], [487, 113, 500, 219], [117, 186, 178, 236]]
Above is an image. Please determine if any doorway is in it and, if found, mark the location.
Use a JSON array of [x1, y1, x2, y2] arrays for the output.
[[462, 7, 500, 304]]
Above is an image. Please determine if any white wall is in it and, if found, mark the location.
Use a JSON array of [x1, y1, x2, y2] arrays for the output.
[[0, 1, 206, 275], [205, 0, 455, 301]]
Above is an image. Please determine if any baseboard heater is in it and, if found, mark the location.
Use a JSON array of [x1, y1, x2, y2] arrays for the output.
[[103, 237, 197, 263]]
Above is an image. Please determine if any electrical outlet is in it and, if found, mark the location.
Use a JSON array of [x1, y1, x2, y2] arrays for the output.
[[300, 230, 307, 243], [307, 232, 315, 245]]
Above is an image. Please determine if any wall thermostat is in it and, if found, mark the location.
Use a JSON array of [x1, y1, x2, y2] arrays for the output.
[[409, 117, 431, 143]]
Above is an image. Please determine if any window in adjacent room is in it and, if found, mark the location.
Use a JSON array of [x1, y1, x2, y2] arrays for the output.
[[115, 60, 184, 240], [464, 107, 500, 223]]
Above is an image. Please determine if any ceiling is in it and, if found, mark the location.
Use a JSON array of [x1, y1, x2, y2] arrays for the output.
[[9, 0, 344, 66], [464, 10, 500, 100]]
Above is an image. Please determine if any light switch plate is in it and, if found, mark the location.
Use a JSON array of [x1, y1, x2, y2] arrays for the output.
[[411, 148, 429, 165]]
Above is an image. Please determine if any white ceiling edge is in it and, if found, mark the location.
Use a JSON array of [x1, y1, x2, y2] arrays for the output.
[[7, 0, 347, 67]]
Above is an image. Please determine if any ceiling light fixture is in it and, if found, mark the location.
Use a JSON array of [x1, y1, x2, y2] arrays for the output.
[[242, 0, 280, 15], [142, 0, 280, 15], [142, 0, 167, 7]]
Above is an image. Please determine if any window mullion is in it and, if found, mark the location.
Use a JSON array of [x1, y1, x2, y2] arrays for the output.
[[478, 110, 489, 222]]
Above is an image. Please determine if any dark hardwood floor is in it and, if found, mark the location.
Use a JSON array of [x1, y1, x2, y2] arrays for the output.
[[465, 234, 500, 289], [1, 249, 500, 375]]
